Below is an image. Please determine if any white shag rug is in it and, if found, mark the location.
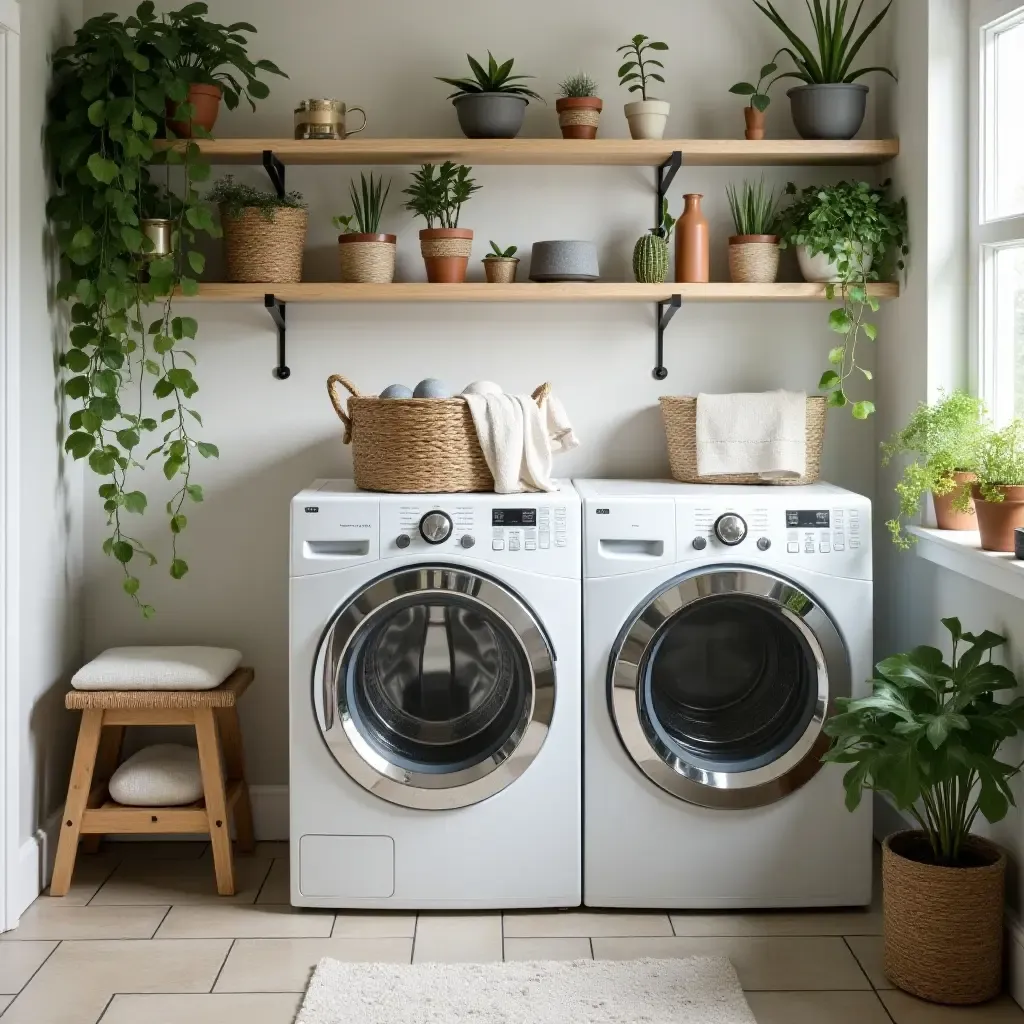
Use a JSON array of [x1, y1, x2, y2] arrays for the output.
[[296, 957, 756, 1024]]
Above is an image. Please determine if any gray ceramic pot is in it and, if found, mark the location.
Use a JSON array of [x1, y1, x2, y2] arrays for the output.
[[453, 93, 528, 139], [787, 83, 868, 140], [529, 240, 600, 282]]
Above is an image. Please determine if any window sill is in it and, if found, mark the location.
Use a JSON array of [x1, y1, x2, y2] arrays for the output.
[[909, 526, 1024, 602]]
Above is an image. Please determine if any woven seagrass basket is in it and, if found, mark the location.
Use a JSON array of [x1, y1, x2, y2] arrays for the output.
[[659, 395, 826, 485], [222, 206, 308, 284], [327, 375, 551, 492]]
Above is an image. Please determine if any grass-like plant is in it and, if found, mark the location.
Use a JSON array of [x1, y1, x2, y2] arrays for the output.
[[402, 162, 480, 230], [332, 172, 391, 235], [881, 391, 986, 548], [726, 178, 781, 236], [823, 617, 1024, 866], [437, 52, 543, 102], [748, 0, 895, 85], [558, 72, 599, 98], [207, 175, 306, 220], [616, 34, 668, 101], [485, 241, 518, 259], [955, 419, 1024, 510]]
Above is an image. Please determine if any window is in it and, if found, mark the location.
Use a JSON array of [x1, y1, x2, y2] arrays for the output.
[[972, 0, 1024, 422]]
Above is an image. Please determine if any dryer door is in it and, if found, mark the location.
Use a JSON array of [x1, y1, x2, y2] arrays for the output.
[[609, 566, 848, 809], [313, 565, 555, 809]]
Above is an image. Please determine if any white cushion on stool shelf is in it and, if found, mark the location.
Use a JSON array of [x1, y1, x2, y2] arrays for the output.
[[71, 646, 242, 690], [108, 744, 204, 806]]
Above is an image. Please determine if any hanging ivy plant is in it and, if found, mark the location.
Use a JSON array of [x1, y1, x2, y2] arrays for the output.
[[46, 2, 282, 616]]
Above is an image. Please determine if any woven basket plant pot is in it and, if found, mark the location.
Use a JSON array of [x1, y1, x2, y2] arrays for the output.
[[556, 97, 604, 139], [482, 257, 519, 283], [728, 235, 780, 284], [222, 206, 308, 284], [883, 831, 1005, 1005], [972, 484, 1024, 551], [420, 228, 473, 283], [338, 233, 396, 284], [660, 395, 826, 484]]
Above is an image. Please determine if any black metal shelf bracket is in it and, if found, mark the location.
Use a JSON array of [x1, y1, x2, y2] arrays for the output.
[[656, 151, 683, 229], [654, 295, 682, 380], [265, 294, 290, 379], [262, 149, 286, 198]]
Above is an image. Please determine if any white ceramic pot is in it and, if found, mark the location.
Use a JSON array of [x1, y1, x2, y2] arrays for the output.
[[624, 99, 670, 140], [797, 244, 873, 283]]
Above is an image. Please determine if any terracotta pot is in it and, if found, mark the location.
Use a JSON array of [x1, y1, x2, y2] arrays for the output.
[[972, 483, 1024, 551], [675, 193, 709, 283], [744, 106, 766, 140], [482, 257, 519, 283], [166, 82, 222, 138], [932, 471, 976, 531], [338, 233, 397, 284], [728, 234, 779, 283], [419, 228, 473, 283], [556, 96, 604, 139], [883, 831, 1005, 1005]]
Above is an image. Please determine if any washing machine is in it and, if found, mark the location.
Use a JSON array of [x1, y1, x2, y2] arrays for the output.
[[289, 480, 581, 909], [577, 479, 873, 909]]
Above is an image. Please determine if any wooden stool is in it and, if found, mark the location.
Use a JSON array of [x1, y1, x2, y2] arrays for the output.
[[51, 667, 255, 897]]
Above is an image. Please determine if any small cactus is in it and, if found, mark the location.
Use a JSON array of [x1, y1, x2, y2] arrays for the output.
[[633, 232, 669, 283]]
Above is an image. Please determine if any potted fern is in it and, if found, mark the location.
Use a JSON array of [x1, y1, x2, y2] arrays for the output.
[[823, 617, 1021, 1004], [437, 52, 543, 139], [332, 173, 394, 284], [957, 419, 1024, 551], [882, 391, 986, 548], [617, 34, 670, 140], [402, 162, 481, 283], [556, 72, 603, 139], [725, 178, 781, 283]]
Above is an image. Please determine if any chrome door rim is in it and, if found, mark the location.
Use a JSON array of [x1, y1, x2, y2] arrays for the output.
[[609, 566, 848, 809], [313, 565, 556, 810]]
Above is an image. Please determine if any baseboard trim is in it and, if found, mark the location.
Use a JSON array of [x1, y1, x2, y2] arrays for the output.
[[11, 808, 60, 923]]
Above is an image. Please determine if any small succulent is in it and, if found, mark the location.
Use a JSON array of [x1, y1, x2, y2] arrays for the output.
[[485, 241, 518, 259], [437, 52, 544, 102], [558, 72, 599, 98]]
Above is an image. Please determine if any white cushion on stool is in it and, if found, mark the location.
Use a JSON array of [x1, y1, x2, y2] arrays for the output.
[[71, 646, 242, 690], [108, 744, 204, 806]]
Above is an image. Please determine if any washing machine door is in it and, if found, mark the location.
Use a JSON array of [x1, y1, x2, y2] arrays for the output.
[[609, 566, 848, 809], [313, 565, 555, 809]]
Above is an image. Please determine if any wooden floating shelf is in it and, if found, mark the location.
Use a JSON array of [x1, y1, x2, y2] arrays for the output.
[[180, 282, 900, 303], [158, 137, 899, 167]]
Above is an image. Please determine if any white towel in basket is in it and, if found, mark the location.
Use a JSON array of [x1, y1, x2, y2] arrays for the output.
[[695, 390, 807, 480]]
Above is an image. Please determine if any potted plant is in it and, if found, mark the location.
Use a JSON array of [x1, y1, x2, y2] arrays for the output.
[[207, 175, 308, 284], [556, 72, 603, 140], [725, 178, 781, 283], [881, 391, 986, 547], [163, 3, 286, 138], [633, 198, 676, 284], [402, 162, 481, 283], [332, 173, 395, 284], [616, 34, 670, 140], [823, 617, 1022, 1004], [747, 0, 895, 139], [777, 179, 908, 419], [729, 56, 785, 139], [956, 419, 1024, 551], [437, 51, 543, 139], [482, 241, 519, 283]]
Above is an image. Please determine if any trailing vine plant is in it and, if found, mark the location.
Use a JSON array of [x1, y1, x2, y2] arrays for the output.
[[46, 2, 281, 615]]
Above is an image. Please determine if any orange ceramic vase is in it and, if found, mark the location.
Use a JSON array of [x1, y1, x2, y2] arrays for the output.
[[676, 193, 710, 283]]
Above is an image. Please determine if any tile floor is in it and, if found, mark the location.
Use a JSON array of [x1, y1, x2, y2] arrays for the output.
[[0, 840, 1021, 1023]]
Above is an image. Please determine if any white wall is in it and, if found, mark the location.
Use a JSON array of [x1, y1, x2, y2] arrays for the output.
[[14, 0, 84, 914], [80, 0, 892, 789]]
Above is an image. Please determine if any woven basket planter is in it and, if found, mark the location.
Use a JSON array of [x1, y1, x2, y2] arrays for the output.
[[883, 831, 1005, 1005], [556, 97, 603, 139], [482, 257, 519, 283], [222, 206, 308, 284], [728, 235, 780, 283], [338, 233, 396, 284], [419, 228, 472, 283], [328, 374, 551, 492], [659, 395, 826, 484]]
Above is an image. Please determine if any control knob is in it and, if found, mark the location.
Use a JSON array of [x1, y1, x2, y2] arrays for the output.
[[460, 535, 476, 549], [395, 534, 411, 549], [757, 537, 771, 551], [419, 510, 453, 545], [714, 513, 748, 547], [692, 536, 707, 550]]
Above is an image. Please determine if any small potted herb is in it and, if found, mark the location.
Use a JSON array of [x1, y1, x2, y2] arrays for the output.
[[437, 52, 543, 139], [955, 419, 1024, 551], [616, 34, 670, 140], [555, 72, 603, 140], [881, 391, 986, 547], [482, 241, 519, 284], [633, 199, 676, 284], [402, 162, 481, 283], [332, 173, 395, 284], [824, 617, 1021, 1004], [207, 175, 308, 284], [729, 57, 784, 139], [725, 178, 781, 283]]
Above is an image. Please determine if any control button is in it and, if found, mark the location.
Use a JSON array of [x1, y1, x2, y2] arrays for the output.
[[525, 540, 537, 551], [757, 537, 771, 551], [834, 541, 846, 552], [849, 539, 861, 549], [539, 532, 550, 549], [555, 537, 568, 547], [819, 540, 831, 553], [692, 536, 707, 550], [787, 542, 800, 553], [419, 510, 453, 545], [492, 538, 505, 551], [395, 534, 411, 549], [509, 535, 521, 552], [714, 513, 748, 546], [460, 535, 475, 549]]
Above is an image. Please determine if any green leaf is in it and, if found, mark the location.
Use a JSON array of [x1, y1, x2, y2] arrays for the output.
[[163, 457, 184, 480], [115, 429, 140, 449], [178, 316, 198, 339], [86, 153, 118, 184], [65, 432, 95, 459], [186, 483, 204, 502], [112, 541, 134, 564], [141, 604, 156, 619], [187, 251, 206, 275], [123, 490, 147, 514], [169, 558, 189, 580], [730, 82, 756, 95], [179, 276, 200, 297], [123, 576, 141, 596], [828, 308, 853, 333], [64, 349, 90, 372], [153, 334, 174, 354], [87, 100, 106, 127], [827, 346, 845, 365], [818, 370, 841, 389], [852, 400, 875, 419], [864, 322, 878, 341], [197, 441, 220, 458], [64, 375, 90, 399], [170, 514, 187, 534], [88, 450, 115, 475], [827, 389, 848, 408]]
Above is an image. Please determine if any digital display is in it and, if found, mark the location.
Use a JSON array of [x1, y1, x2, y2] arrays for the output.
[[492, 508, 537, 527], [787, 510, 830, 529]]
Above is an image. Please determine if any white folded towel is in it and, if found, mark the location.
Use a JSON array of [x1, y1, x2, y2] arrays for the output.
[[463, 389, 579, 493], [695, 390, 807, 481]]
